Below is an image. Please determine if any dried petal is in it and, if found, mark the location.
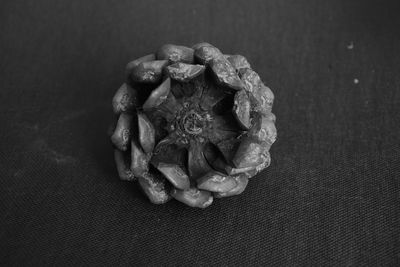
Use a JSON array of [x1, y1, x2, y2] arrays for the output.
[[210, 57, 244, 90], [111, 113, 133, 151], [199, 82, 226, 111], [166, 63, 205, 82], [202, 143, 228, 173], [215, 138, 241, 163], [138, 113, 155, 154], [131, 146, 149, 176], [156, 44, 194, 63], [225, 55, 251, 71], [193, 42, 222, 64], [197, 171, 237, 193], [131, 60, 169, 84], [171, 187, 213, 208], [114, 149, 135, 181], [126, 54, 156, 76], [256, 83, 274, 112], [214, 175, 249, 198], [138, 172, 171, 204], [112, 83, 138, 114], [239, 68, 261, 93], [248, 114, 277, 145], [225, 164, 256, 176], [131, 140, 150, 178], [156, 162, 190, 190], [149, 90, 181, 122], [255, 150, 271, 173], [208, 115, 241, 144], [188, 142, 213, 180], [233, 90, 251, 129], [232, 137, 264, 168], [143, 78, 171, 110], [239, 68, 274, 114]]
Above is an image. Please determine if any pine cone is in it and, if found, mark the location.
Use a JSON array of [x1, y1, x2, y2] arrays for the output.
[[111, 43, 277, 208]]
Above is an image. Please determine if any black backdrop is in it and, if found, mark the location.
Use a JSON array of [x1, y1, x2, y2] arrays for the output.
[[1, 0, 400, 266]]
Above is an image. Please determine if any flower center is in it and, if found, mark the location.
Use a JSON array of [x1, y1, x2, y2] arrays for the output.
[[182, 111, 203, 135]]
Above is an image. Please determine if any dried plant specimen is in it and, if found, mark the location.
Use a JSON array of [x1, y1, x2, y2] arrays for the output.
[[111, 43, 276, 208]]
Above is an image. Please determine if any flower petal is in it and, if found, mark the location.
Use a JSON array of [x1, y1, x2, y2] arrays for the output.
[[157, 44, 194, 64], [225, 164, 256, 176], [202, 142, 228, 173], [138, 172, 171, 204], [131, 60, 169, 84], [225, 54, 251, 71], [248, 114, 277, 146], [155, 162, 190, 190], [112, 83, 138, 114], [210, 57, 244, 91], [114, 149, 135, 181], [208, 114, 241, 144], [143, 78, 171, 110], [193, 42, 221, 64], [171, 187, 213, 208], [214, 175, 249, 198], [126, 54, 156, 77], [214, 137, 241, 163], [196, 171, 237, 193], [232, 137, 265, 168], [130, 140, 150, 178], [166, 63, 205, 82], [233, 89, 251, 129], [155, 91, 182, 121], [138, 112, 156, 154], [199, 82, 226, 111], [239, 68, 274, 114], [111, 113, 133, 151], [187, 141, 213, 180]]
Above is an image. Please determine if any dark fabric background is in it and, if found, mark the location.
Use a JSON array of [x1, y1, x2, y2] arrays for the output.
[[1, 0, 399, 266]]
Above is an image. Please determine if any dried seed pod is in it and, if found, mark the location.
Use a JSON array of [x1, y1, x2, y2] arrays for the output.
[[114, 149, 135, 181], [112, 83, 138, 114], [112, 43, 277, 208], [138, 172, 171, 204], [126, 54, 156, 76], [111, 113, 133, 151], [225, 54, 251, 71], [209, 57, 244, 91], [214, 175, 249, 198], [197, 171, 238, 193], [131, 140, 150, 178], [171, 187, 213, 208], [233, 89, 251, 129], [137, 112, 155, 154], [155, 162, 190, 190], [131, 60, 169, 84], [156, 44, 194, 64], [166, 63, 205, 82], [143, 78, 171, 110]]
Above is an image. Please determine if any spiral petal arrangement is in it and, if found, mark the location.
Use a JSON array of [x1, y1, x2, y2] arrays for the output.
[[111, 43, 277, 208]]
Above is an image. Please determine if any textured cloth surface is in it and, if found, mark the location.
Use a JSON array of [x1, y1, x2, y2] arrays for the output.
[[1, 0, 400, 266]]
